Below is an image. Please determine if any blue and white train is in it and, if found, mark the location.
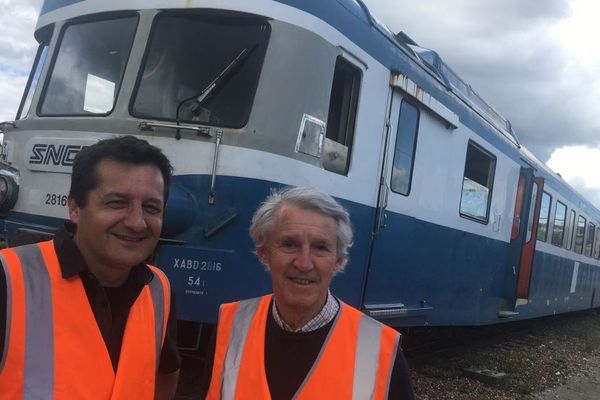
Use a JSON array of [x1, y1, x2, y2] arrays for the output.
[[2, 0, 600, 330]]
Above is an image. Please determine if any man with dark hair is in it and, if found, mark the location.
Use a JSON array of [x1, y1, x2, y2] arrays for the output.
[[0, 135, 180, 399]]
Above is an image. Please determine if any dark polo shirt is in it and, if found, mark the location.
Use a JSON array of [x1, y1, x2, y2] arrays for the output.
[[0, 223, 180, 373]]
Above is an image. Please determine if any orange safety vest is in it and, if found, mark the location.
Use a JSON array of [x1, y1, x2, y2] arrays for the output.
[[206, 294, 400, 400], [0, 240, 170, 399]]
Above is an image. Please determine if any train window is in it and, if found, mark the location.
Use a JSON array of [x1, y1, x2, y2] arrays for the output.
[[459, 141, 496, 223], [536, 192, 552, 242], [132, 14, 270, 128], [594, 227, 600, 259], [391, 100, 419, 195], [322, 57, 361, 175], [585, 222, 596, 257], [525, 183, 538, 243], [17, 43, 49, 119], [551, 200, 566, 246], [40, 16, 138, 116], [574, 215, 586, 254], [511, 174, 527, 240], [566, 209, 576, 250]]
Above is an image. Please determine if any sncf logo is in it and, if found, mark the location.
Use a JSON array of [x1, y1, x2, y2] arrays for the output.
[[29, 144, 86, 166]]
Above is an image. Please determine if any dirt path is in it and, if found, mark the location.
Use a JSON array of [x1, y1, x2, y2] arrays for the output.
[[533, 356, 600, 400]]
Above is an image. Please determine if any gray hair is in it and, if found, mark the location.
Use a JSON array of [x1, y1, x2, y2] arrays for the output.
[[249, 186, 354, 270]]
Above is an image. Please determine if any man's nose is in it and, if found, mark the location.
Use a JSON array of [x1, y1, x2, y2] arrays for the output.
[[294, 246, 313, 271], [123, 205, 147, 231]]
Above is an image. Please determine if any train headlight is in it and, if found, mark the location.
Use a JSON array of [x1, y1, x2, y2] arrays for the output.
[[0, 173, 18, 211]]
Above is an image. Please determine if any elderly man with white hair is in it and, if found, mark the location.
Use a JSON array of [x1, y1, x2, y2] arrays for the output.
[[204, 186, 414, 399]]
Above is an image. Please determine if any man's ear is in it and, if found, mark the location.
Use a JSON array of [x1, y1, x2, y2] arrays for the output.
[[67, 197, 81, 224], [256, 245, 270, 266], [334, 256, 345, 273]]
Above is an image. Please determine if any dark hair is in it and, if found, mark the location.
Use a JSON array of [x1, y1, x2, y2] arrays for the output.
[[69, 135, 173, 207]]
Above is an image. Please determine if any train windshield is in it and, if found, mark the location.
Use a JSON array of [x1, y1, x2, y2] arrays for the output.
[[132, 14, 270, 128], [40, 16, 138, 115]]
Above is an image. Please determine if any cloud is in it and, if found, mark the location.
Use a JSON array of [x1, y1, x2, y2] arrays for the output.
[[547, 145, 600, 196], [0, 0, 40, 69], [549, 147, 600, 186], [0, 0, 42, 121], [363, 0, 599, 161], [0, 73, 29, 120]]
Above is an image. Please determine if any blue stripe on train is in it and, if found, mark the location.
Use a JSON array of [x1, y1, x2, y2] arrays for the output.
[[125, 173, 600, 324], [3, 174, 599, 324]]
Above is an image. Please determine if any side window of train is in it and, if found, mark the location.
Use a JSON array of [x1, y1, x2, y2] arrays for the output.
[[594, 227, 600, 259], [17, 37, 50, 119], [390, 100, 419, 195], [584, 222, 596, 257], [459, 141, 496, 223], [574, 215, 586, 254], [323, 57, 361, 175], [40, 16, 138, 115], [536, 192, 552, 242], [551, 200, 567, 246], [566, 209, 576, 250]]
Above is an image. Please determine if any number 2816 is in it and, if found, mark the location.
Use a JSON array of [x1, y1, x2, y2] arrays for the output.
[[45, 193, 67, 206]]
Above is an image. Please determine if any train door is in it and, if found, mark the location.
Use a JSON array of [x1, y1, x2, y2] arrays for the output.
[[360, 88, 415, 320], [360, 77, 459, 323], [501, 169, 544, 315]]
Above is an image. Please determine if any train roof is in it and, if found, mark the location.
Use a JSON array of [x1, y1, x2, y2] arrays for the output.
[[34, 0, 600, 219], [35, 0, 518, 146]]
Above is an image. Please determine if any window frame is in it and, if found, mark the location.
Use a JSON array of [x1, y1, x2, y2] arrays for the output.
[[390, 99, 420, 196], [536, 191, 552, 242], [38, 14, 140, 117], [566, 209, 576, 250], [550, 200, 567, 247], [459, 140, 497, 224], [130, 12, 270, 129], [322, 56, 362, 175], [17, 33, 50, 120], [584, 222, 596, 257], [574, 215, 587, 254], [594, 226, 600, 259]]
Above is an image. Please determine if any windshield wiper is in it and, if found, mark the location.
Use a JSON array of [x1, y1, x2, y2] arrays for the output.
[[190, 44, 258, 113]]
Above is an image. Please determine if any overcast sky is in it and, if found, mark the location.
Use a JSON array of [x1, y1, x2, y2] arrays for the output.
[[1, 0, 600, 208]]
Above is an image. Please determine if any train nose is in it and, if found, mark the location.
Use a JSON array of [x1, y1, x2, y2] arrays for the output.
[[162, 182, 199, 237]]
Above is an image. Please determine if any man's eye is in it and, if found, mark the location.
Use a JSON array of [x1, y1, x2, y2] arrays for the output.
[[106, 200, 127, 208], [280, 240, 297, 249], [144, 205, 163, 215], [314, 243, 331, 252]]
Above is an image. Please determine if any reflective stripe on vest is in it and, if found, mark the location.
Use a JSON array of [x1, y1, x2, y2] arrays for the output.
[[222, 297, 262, 399], [148, 264, 169, 368], [0, 254, 13, 373], [0, 240, 170, 399], [16, 244, 55, 399], [207, 294, 400, 400]]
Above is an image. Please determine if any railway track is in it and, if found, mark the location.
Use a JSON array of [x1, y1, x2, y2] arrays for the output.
[[402, 310, 595, 366], [407, 310, 600, 399]]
